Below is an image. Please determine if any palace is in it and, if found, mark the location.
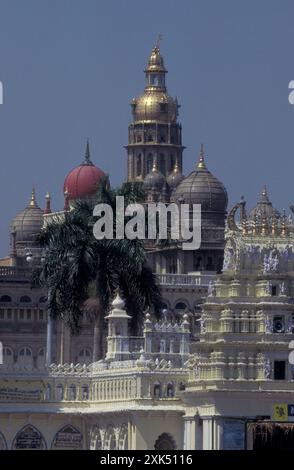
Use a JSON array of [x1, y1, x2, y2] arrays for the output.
[[0, 44, 293, 450]]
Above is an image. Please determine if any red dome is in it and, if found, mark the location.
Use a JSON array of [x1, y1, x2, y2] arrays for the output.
[[63, 142, 106, 200]]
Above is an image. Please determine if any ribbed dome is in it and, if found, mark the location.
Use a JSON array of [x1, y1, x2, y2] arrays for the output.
[[132, 92, 178, 123], [249, 186, 280, 221], [143, 161, 166, 190], [167, 160, 185, 190], [63, 141, 106, 201], [174, 147, 228, 213], [11, 188, 44, 243]]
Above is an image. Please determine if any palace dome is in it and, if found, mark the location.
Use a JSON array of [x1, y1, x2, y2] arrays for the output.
[[11, 188, 44, 243], [63, 141, 106, 201], [174, 146, 228, 213]]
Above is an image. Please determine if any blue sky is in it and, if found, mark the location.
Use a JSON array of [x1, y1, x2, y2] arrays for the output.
[[0, 0, 293, 255]]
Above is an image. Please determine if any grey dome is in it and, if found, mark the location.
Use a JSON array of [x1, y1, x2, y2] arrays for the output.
[[167, 161, 185, 190], [11, 189, 44, 243], [174, 150, 228, 213], [143, 163, 166, 191]]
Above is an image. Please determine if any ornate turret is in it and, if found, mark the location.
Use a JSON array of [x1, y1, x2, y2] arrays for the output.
[[126, 43, 184, 188]]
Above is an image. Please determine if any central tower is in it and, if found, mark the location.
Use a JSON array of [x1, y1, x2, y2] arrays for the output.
[[126, 45, 184, 189]]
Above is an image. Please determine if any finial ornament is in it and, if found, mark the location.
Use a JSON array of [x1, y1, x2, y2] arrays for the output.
[[260, 185, 269, 203], [173, 158, 179, 173], [29, 187, 37, 208], [83, 139, 92, 165], [44, 192, 52, 214], [155, 33, 163, 50], [197, 143, 207, 170], [152, 158, 158, 173]]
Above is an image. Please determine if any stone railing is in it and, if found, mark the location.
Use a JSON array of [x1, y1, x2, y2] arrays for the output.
[[0, 266, 31, 281], [156, 273, 215, 287]]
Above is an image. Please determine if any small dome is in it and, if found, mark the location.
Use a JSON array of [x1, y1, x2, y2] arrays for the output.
[[167, 160, 185, 190], [63, 141, 106, 200], [11, 188, 44, 243], [146, 46, 166, 72], [143, 161, 165, 191], [249, 186, 280, 221], [174, 146, 228, 213]]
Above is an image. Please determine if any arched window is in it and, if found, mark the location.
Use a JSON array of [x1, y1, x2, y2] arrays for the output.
[[147, 154, 153, 173], [69, 384, 76, 401], [194, 255, 203, 270], [90, 427, 102, 450], [159, 154, 165, 174], [45, 384, 51, 401], [20, 295, 31, 303], [175, 302, 187, 312], [0, 295, 11, 303], [104, 426, 117, 450], [118, 424, 128, 450], [18, 347, 33, 368], [166, 382, 175, 398], [56, 384, 64, 401], [154, 433, 176, 450], [153, 382, 161, 399], [12, 425, 46, 449], [136, 154, 142, 176], [3, 347, 13, 367], [82, 384, 89, 400], [37, 348, 45, 370], [51, 425, 83, 450]]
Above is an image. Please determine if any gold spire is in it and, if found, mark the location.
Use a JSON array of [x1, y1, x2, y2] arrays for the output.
[[197, 144, 207, 170], [152, 158, 158, 173], [29, 187, 37, 208], [173, 158, 179, 173]]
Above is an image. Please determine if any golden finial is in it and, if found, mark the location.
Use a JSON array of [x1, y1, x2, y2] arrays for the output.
[[29, 187, 37, 208], [173, 158, 179, 173], [152, 158, 158, 173], [197, 143, 207, 170], [155, 33, 163, 50]]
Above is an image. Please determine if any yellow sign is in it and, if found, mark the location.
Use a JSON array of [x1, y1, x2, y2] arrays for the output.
[[273, 403, 288, 421]]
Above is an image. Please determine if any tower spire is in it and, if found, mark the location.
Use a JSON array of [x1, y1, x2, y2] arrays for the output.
[[44, 192, 52, 214], [197, 144, 207, 170], [83, 139, 93, 165], [29, 187, 37, 208]]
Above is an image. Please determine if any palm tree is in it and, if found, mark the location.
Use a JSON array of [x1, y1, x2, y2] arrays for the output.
[[33, 178, 162, 362]]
